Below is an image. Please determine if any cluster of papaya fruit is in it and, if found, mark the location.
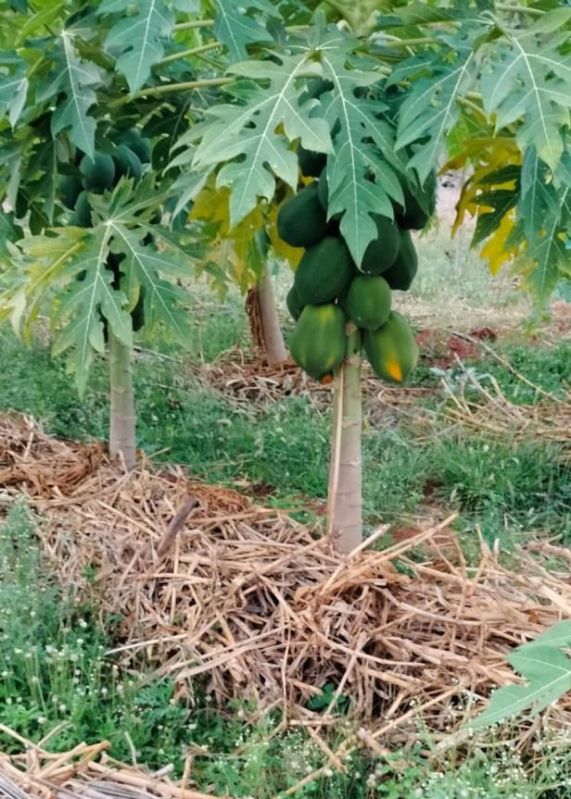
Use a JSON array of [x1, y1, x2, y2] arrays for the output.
[[59, 129, 152, 333], [278, 89, 434, 385]]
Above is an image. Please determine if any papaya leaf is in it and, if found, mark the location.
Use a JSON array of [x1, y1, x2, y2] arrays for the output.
[[319, 29, 406, 265], [188, 49, 331, 226], [212, 0, 279, 62], [0, 57, 28, 127], [393, 40, 479, 184], [99, 0, 174, 93], [480, 11, 571, 172], [46, 29, 104, 158], [107, 223, 192, 342], [42, 230, 132, 393], [468, 621, 571, 731]]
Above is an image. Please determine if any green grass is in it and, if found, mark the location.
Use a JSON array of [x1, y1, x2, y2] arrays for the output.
[[1, 304, 569, 543]]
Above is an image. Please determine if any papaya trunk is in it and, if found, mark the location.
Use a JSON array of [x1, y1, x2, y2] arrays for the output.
[[327, 326, 363, 553], [259, 267, 287, 365], [246, 267, 287, 365], [108, 330, 137, 470]]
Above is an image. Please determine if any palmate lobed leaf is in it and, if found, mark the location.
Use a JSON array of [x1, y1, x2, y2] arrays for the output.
[[189, 49, 331, 226], [0, 56, 28, 128], [98, 0, 174, 93], [393, 43, 479, 185], [319, 29, 406, 265], [468, 621, 571, 731], [212, 0, 279, 62], [44, 29, 104, 159], [51, 231, 133, 393], [480, 10, 571, 173], [187, 27, 412, 266]]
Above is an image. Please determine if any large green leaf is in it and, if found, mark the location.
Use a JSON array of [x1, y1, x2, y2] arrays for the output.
[[480, 10, 571, 172], [189, 49, 331, 226], [47, 29, 104, 158], [393, 42, 479, 184], [51, 231, 133, 392], [107, 223, 192, 343], [319, 29, 406, 265], [468, 621, 571, 731], [99, 0, 174, 93], [0, 56, 28, 127], [212, 0, 278, 62]]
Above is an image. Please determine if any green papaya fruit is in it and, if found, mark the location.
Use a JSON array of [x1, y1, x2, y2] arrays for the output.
[[364, 311, 418, 384], [298, 146, 326, 178], [69, 191, 92, 227], [395, 170, 437, 230], [382, 230, 418, 291], [290, 303, 346, 382], [59, 173, 83, 209], [286, 285, 305, 321], [360, 215, 400, 275], [79, 153, 116, 193], [294, 235, 355, 306], [277, 184, 328, 248], [345, 275, 391, 331], [118, 129, 152, 164], [113, 145, 143, 181]]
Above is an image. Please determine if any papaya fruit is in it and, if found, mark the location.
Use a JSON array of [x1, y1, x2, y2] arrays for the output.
[[290, 303, 346, 381], [395, 170, 436, 230], [118, 129, 151, 164], [382, 230, 418, 291], [363, 311, 418, 384], [79, 153, 115, 193], [345, 275, 391, 332], [59, 173, 83, 209], [294, 235, 355, 306], [298, 146, 326, 178], [277, 184, 328, 248], [69, 191, 92, 227], [286, 285, 305, 321], [360, 215, 400, 275], [113, 144, 143, 181]]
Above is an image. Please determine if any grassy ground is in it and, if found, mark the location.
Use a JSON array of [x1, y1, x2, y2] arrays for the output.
[[1, 228, 570, 796]]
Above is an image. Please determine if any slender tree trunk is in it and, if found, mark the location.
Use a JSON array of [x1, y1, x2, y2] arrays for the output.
[[258, 267, 287, 365], [108, 331, 137, 470], [327, 325, 362, 553], [246, 267, 287, 365]]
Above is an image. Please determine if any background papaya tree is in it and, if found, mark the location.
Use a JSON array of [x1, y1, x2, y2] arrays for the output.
[[0, 0, 306, 464], [171, 0, 571, 551], [0, 0, 332, 463]]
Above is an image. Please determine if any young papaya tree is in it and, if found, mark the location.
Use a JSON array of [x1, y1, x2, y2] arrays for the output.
[[172, 0, 571, 551], [0, 0, 292, 465]]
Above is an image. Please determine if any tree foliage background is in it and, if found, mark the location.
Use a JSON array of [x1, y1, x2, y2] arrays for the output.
[[0, 0, 569, 391]]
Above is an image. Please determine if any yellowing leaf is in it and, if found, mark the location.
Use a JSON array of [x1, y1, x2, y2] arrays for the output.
[[480, 211, 520, 274], [447, 138, 521, 235]]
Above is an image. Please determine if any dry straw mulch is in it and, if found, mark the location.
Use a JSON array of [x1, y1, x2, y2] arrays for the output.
[[1, 413, 571, 765], [0, 739, 223, 799]]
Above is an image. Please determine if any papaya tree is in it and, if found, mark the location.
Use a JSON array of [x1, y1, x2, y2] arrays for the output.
[[0, 0, 291, 465], [172, 0, 571, 551]]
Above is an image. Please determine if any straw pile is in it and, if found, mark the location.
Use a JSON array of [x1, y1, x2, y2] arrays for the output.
[[0, 740, 223, 799], [1, 413, 571, 752]]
